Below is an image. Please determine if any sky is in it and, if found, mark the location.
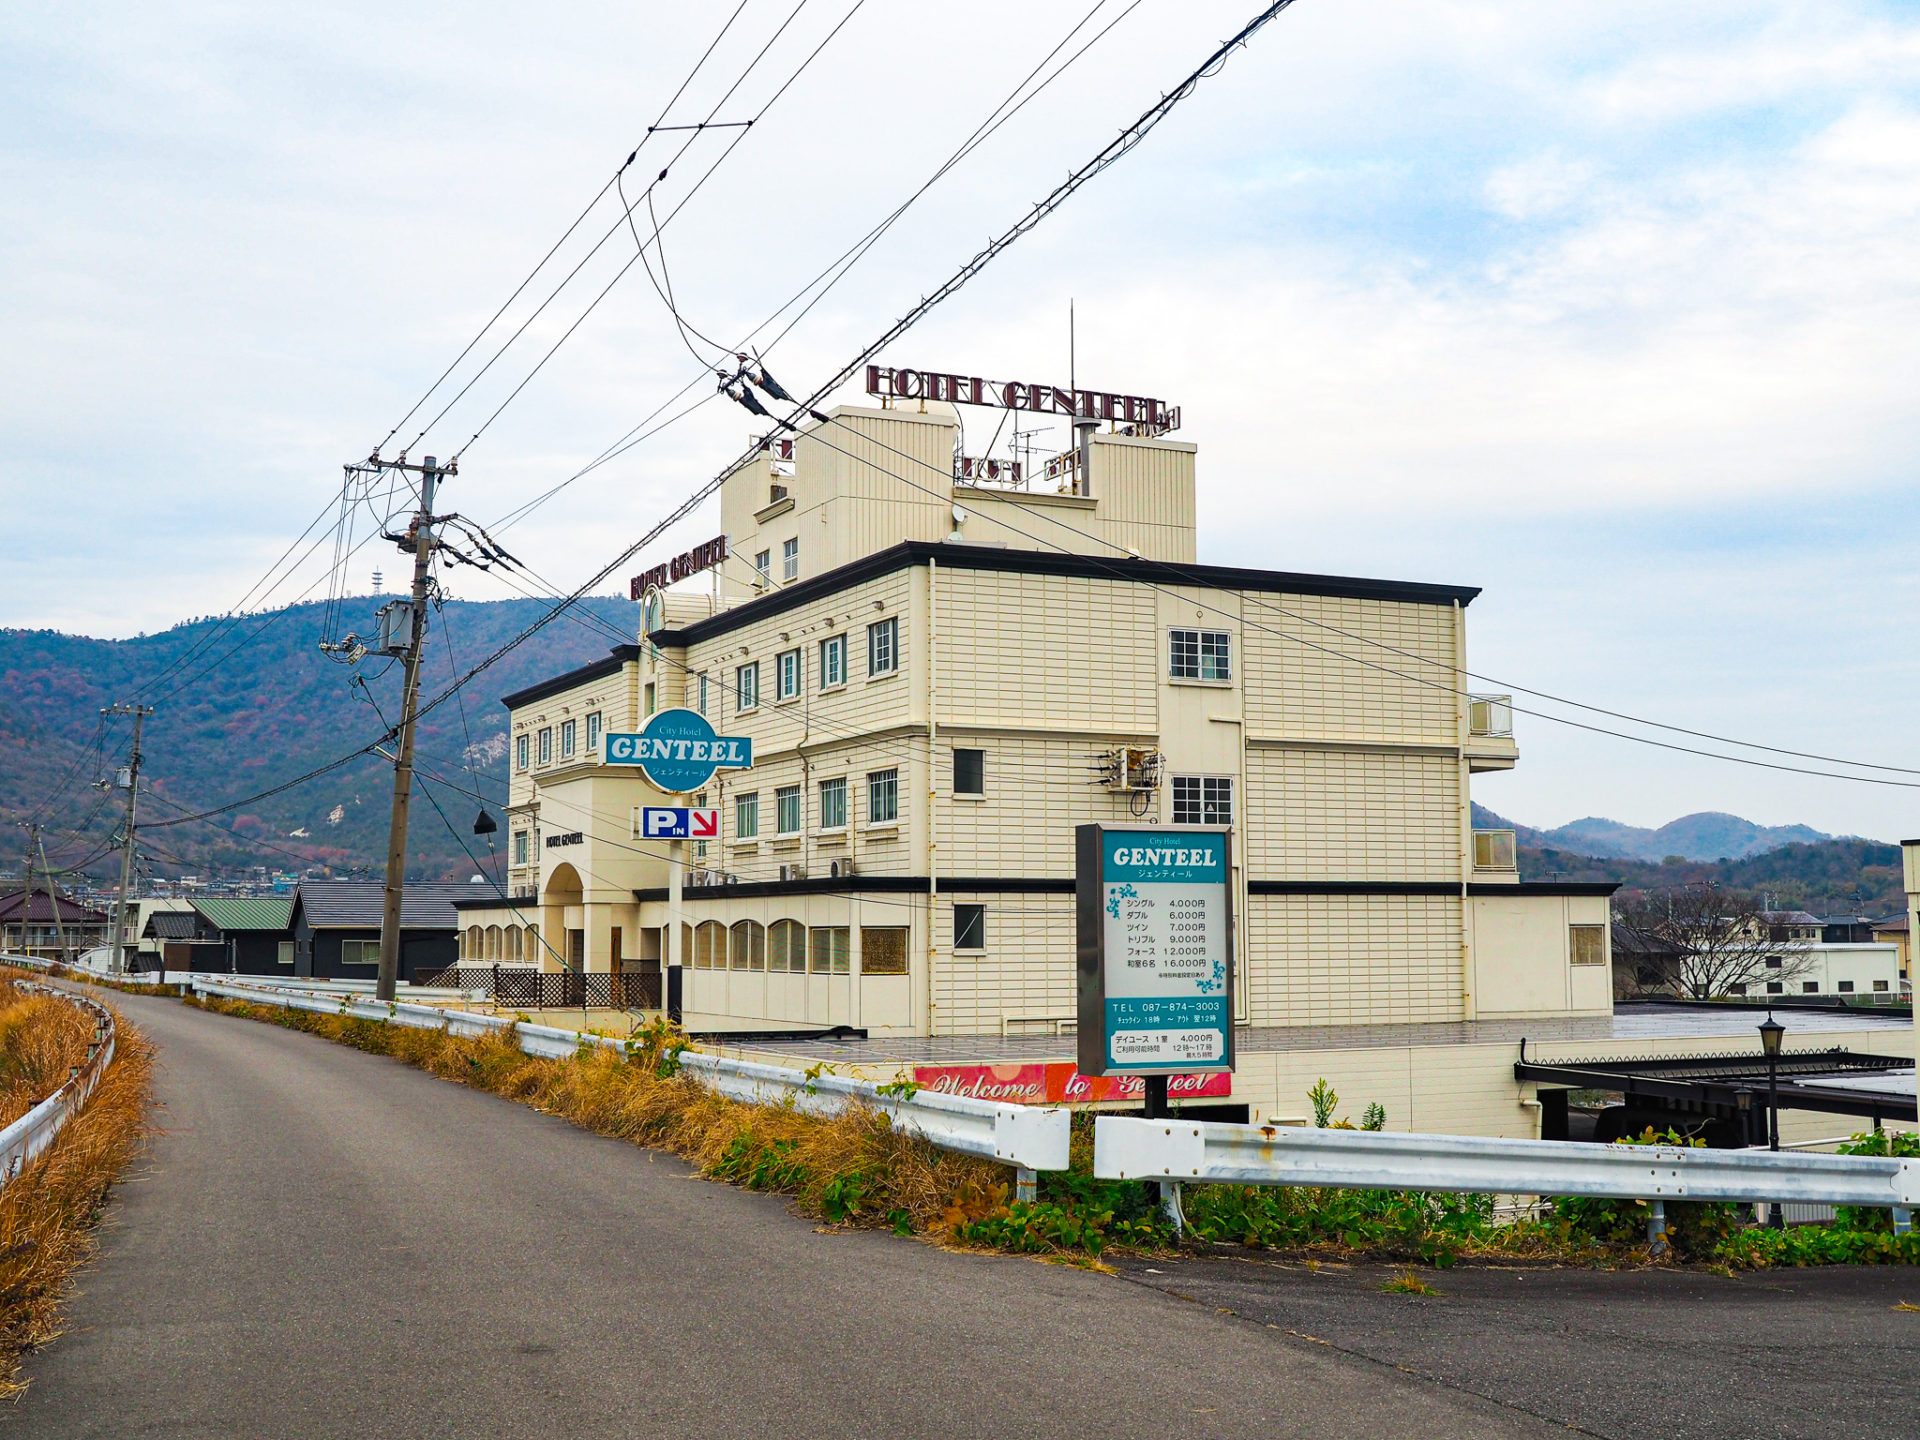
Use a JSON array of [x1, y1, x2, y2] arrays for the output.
[[5, 1, 1920, 841]]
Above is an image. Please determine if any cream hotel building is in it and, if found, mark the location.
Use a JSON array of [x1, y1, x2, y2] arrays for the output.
[[456, 370, 1912, 1134]]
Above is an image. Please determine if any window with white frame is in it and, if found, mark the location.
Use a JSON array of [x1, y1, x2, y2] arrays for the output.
[[867, 768, 899, 824], [736, 662, 759, 711], [868, 616, 898, 676], [516, 734, 529, 771], [819, 634, 846, 688], [818, 776, 846, 830], [1170, 628, 1231, 682], [538, 727, 553, 765], [953, 748, 984, 796], [697, 672, 710, 715], [754, 549, 771, 584], [1171, 775, 1232, 825], [782, 537, 799, 582], [735, 791, 759, 840], [586, 711, 602, 751], [559, 719, 576, 758], [340, 939, 380, 966], [693, 791, 709, 858], [643, 683, 656, 716], [777, 648, 800, 700], [775, 784, 801, 835], [513, 831, 529, 866], [1569, 925, 1606, 966], [953, 903, 985, 952]]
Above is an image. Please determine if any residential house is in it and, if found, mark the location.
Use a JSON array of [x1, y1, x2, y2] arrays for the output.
[[286, 882, 465, 983]]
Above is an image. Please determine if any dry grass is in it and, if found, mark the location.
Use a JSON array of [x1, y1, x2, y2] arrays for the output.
[[0, 975, 155, 1397], [192, 997, 1007, 1235], [1381, 1267, 1437, 1295]]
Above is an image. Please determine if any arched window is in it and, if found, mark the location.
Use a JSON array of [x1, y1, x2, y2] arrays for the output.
[[730, 920, 766, 971], [465, 925, 482, 960], [524, 923, 540, 966], [695, 921, 726, 969], [768, 920, 805, 973], [507, 926, 522, 962], [485, 925, 503, 960]]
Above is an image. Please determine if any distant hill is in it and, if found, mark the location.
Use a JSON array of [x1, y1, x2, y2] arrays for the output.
[[1525, 811, 1828, 863], [1, 595, 638, 882], [1471, 805, 1903, 916]]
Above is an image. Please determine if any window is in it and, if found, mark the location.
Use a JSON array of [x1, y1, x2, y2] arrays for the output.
[[698, 673, 710, 716], [782, 537, 799, 582], [586, 712, 602, 751], [513, 831, 529, 866], [1766, 980, 1784, 994], [1765, 956, 1783, 969], [1170, 628, 1231, 682], [810, 926, 850, 975], [1172, 775, 1233, 826], [867, 617, 897, 676], [559, 719, 576, 758], [694, 921, 726, 969], [1803, 981, 1819, 993], [694, 791, 709, 859], [730, 920, 766, 971], [1472, 829, 1515, 871], [735, 791, 759, 840], [341, 939, 380, 967], [644, 683, 656, 716], [736, 662, 759, 711], [1837, 980, 1855, 993], [818, 776, 847, 830], [277, 940, 294, 967], [953, 748, 984, 796], [777, 648, 801, 701], [516, 734, 529, 771], [769, 920, 805, 973], [820, 634, 846, 688], [1874, 979, 1891, 992], [755, 549, 771, 584], [861, 927, 908, 975], [463, 928, 481, 960], [867, 768, 899, 824], [954, 904, 985, 952], [775, 784, 801, 836], [1569, 925, 1605, 967], [538, 728, 553, 765]]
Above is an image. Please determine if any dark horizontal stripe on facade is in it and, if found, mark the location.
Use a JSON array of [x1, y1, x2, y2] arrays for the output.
[[647, 541, 1479, 650], [500, 644, 640, 711], [1253, 881, 1620, 897], [633, 876, 1078, 902]]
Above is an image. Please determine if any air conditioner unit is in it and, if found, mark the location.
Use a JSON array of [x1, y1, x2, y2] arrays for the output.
[[1101, 746, 1163, 792], [828, 858, 857, 880], [778, 864, 808, 882]]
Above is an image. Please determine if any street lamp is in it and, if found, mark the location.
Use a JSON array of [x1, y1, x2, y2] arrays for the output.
[[1759, 1011, 1784, 1152]]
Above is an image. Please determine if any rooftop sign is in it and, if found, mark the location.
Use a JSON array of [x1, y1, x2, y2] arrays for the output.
[[629, 534, 729, 602], [603, 708, 752, 794], [865, 365, 1180, 433]]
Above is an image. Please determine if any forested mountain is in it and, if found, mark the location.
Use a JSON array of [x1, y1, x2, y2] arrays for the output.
[[1, 595, 637, 882]]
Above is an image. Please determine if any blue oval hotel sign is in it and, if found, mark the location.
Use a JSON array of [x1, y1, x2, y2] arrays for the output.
[[603, 708, 752, 794]]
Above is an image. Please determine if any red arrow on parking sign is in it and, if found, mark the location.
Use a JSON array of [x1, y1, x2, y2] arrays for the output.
[[689, 809, 719, 839]]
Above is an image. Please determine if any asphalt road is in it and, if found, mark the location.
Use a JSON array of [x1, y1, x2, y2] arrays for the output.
[[17, 991, 1558, 1440]]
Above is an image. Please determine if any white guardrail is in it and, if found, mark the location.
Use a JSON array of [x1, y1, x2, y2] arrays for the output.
[[186, 977, 1069, 1178], [0, 979, 117, 1189], [1095, 1116, 1918, 1242]]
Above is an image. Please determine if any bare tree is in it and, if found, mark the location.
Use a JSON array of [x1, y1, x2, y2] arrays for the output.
[[1612, 886, 1814, 1000]]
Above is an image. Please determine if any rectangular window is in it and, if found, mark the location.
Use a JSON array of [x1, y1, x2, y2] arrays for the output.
[[809, 925, 849, 975], [953, 748, 984, 796], [513, 832, 529, 866], [953, 903, 985, 952], [1875, 979, 1890, 992], [538, 728, 553, 765], [818, 777, 847, 830], [1170, 628, 1231, 681], [819, 634, 846, 688], [644, 683, 656, 717], [1171, 775, 1232, 826], [775, 784, 801, 835], [1569, 925, 1605, 967], [698, 673, 710, 716], [340, 939, 379, 966], [559, 719, 576, 758], [586, 712, 602, 751], [277, 940, 294, 967], [861, 927, 908, 975], [867, 617, 897, 676], [694, 791, 709, 858], [1837, 980, 1855, 993], [515, 734, 529, 771], [1803, 981, 1819, 993], [1765, 956, 1783, 969], [755, 549, 771, 584], [867, 768, 899, 824], [736, 662, 759, 711], [734, 792, 759, 840], [1766, 981, 1784, 994], [777, 648, 800, 700], [782, 537, 799, 582]]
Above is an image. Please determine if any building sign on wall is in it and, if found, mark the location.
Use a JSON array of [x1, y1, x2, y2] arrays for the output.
[[911, 1062, 1231, 1105], [603, 708, 752, 794], [1076, 824, 1233, 1077], [865, 365, 1181, 434], [629, 534, 729, 601]]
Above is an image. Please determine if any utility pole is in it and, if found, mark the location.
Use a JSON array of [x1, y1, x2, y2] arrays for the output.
[[104, 703, 152, 975], [32, 825, 69, 963], [12, 826, 35, 957], [374, 455, 448, 1001]]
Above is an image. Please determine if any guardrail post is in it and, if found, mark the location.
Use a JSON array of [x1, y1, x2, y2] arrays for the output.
[[1895, 1206, 1912, 1237], [1647, 1200, 1667, 1256], [1015, 1166, 1037, 1204], [1163, 1181, 1186, 1237]]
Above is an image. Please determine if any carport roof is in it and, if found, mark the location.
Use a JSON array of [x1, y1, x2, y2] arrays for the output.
[[192, 897, 292, 932]]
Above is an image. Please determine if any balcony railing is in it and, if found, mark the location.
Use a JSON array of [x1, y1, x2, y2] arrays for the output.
[[1473, 829, 1517, 872], [1469, 694, 1513, 738]]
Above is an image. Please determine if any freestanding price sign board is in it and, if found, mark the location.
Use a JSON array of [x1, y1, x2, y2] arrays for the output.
[[1076, 824, 1234, 1079]]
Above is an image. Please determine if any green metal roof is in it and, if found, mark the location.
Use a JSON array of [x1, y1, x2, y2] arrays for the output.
[[191, 896, 293, 932]]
